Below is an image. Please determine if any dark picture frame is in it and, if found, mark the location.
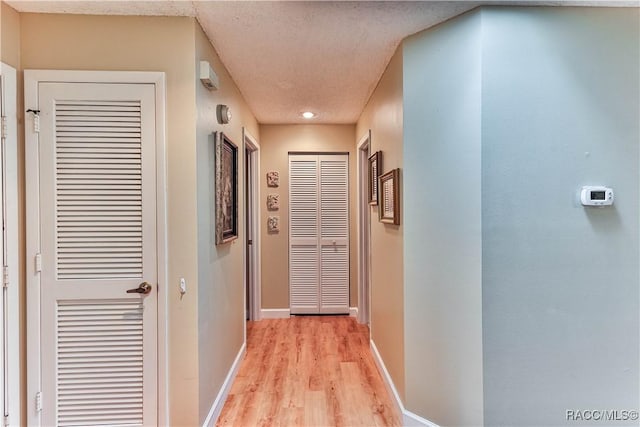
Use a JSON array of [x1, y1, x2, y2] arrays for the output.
[[215, 132, 238, 244], [368, 151, 382, 205], [379, 168, 400, 225]]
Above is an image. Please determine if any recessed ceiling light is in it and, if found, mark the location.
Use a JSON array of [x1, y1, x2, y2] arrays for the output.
[[302, 111, 316, 119]]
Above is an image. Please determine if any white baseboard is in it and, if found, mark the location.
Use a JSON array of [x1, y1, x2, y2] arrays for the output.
[[370, 339, 440, 427], [202, 343, 246, 427], [370, 339, 404, 418], [260, 308, 357, 318], [260, 308, 290, 319]]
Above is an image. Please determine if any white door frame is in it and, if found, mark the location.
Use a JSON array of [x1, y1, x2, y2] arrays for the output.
[[243, 128, 261, 323], [24, 70, 168, 426], [0, 62, 20, 427], [357, 131, 371, 325]]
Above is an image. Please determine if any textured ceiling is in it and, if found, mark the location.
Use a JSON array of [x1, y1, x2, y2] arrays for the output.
[[7, 0, 638, 124], [196, 1, 480, 123]]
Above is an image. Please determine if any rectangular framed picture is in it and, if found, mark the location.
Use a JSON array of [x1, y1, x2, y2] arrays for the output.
[[215, 132, 238, 244], [379, 168, 400, 225], [368, 151, 382, 205]]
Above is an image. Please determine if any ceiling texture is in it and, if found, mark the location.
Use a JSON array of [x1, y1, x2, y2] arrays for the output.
[[6, 0, 637, 124]]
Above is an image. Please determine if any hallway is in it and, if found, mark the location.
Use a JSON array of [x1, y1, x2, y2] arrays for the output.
[[2, 3, 638, 426], [216, 316, 401, 427]]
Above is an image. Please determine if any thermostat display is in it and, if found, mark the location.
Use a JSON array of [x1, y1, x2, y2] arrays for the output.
[[581, 186, 614, 206]]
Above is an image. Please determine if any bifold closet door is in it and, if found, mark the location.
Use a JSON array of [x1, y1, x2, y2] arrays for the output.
[[289, 154, 349, 314]]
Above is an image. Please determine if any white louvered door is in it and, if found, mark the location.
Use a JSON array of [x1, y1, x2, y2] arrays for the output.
[[289, 154, 349, 314], [38, 82, 157, 426]]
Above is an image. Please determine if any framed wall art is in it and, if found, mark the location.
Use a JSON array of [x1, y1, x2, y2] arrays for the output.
[[215, 132, 238, 244], [368, 151, 382, 205], [379, 168, 400, 225]]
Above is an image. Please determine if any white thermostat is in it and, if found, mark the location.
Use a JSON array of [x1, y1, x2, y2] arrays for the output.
[[580, 186, 614, 206]]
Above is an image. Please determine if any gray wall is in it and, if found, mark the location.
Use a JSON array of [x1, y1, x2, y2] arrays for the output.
[[481, 7, 640, 426], [403, 10, 484, 426]]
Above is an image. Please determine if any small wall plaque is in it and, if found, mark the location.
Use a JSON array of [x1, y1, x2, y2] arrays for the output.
[[267, 171, 280, 187], [267, 194, 280, 210], [267, 216, 280, 233]]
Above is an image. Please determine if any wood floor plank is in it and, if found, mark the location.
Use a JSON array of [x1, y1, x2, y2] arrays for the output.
[[216, 316, 402, 427]]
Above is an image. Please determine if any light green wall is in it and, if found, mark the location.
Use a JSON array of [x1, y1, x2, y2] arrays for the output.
[[403, 10, 484, 426], [401, 6, 639, 427], [481, 7, 639, 426]]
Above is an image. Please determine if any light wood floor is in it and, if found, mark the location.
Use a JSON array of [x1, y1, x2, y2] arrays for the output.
[[216, 316, 402, 427]]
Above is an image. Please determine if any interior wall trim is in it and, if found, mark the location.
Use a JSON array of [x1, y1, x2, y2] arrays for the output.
[[260, 308, 291, 319], [260, 308, 358, 318], [0, 61, 20, 427], [370, 339, 440, 427]]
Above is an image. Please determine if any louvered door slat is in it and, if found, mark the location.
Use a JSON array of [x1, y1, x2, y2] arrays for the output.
[[56, 301, 144, 427], [320, 245, 349, 311], [320, 159, 348, 239], [54, 99, 143, 281], [290, 159, 318, 239], [290, 245, 320, 312]]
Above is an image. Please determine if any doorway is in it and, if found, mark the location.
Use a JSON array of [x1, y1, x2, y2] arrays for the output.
[[357, 131, 371, 325], [244, 129, 261, 322], [25, 70, 168, 426]]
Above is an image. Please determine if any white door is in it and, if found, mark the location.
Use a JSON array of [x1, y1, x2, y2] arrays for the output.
[[289, 154, 349, 314], [36, 82, 157, 426]]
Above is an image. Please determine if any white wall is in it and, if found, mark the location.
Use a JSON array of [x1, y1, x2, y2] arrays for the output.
[[403, 10, 484, 426], [481, 7, 639, 426]]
